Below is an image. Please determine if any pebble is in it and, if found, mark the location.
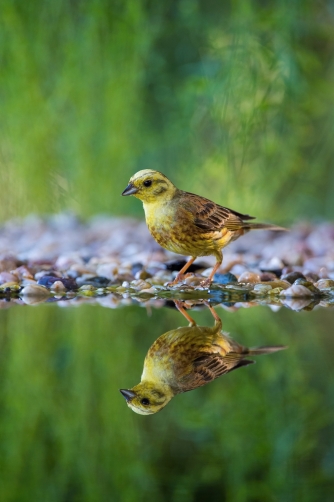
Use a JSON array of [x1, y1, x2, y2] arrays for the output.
[[20, 284, 50, 297], [238, 272, 261, 283], [0, 281, 21, 292], [50, 281, 67, 293], [252, 284, 272, 295], [130, 280, 152, 291], [0, 272, 19, 284], [37, 276, 78, 290], [213, 273, 238, 284], [314, 279, 334, 290], [134, 270, 152, 280], [281, 271, 306, 284], [280, 285, 314, 297], [281, 297, 314, 311], [292, 279, 320, 295], [260, 272, 277, 282]]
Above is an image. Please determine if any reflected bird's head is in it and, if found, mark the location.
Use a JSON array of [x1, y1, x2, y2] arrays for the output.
[[120, 381, 172, 415], [121, 170, 176, 203]]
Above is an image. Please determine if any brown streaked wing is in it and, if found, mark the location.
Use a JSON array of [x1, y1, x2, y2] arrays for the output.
[[182, 192, 255, 232], [178, 353, 255, 392]]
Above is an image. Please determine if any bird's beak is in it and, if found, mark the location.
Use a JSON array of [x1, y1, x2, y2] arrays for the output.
[[121, 183, 138, 196], [120, 389, 136, 402]]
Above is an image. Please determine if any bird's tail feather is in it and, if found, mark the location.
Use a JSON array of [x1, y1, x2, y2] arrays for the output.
[[243, 223, 287, 231], [247, 345, 287, 355]]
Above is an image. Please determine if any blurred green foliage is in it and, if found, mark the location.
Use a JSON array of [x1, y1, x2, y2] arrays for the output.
[[0, 303, 333, 501], [1, 0, 334, 222]]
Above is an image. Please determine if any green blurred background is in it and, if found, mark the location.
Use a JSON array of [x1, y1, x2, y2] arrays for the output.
[[1, 0, 334, 223]]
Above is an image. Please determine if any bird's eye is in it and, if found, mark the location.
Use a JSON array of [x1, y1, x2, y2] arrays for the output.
[[141, 398, 150, 406], [143, 180, 152, 187]]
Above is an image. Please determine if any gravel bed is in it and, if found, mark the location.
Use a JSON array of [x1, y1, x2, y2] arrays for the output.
[[0, 214, 334, 310]]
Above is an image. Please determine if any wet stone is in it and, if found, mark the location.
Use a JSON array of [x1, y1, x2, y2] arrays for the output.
[[20, 284, 50, 297], [281, 271, 306, 284], [252, 284, 272, 295], [280, 285, 314, 298], [76, 276, 111, 288], [260, 272, 277, 282], [314, 279, 334, 290], [213, 273, 238, 285], [0, 272, 19, 284], [37, 276, 78, 290], [293, 278, 321, 295], [51, 281, 67, 293], [238, 271, 261, 284]]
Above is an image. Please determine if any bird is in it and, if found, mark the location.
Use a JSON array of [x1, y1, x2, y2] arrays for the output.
[[122, 170, 285, 287], [120, 302, 286, 415]]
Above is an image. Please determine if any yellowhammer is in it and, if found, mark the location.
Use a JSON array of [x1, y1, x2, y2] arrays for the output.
[[120, 302, 286, 415], [122, 170, 285, 287]]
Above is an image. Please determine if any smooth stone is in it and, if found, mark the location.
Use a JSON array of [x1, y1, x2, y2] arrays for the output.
[[260, 272, 277, 282], [130, 280, 152, 291], [10, 265, 34, 280], [280, 285, 313, 298], [21, 284, 50, 297], [281, 297, 314, 311], [281, 271, 306, 284], [293, 278, 320, 294], [238, 271, 261, 283], [0, 282, 21, 291], [79, 285, 96, 291], [314, 279, 334, 290], [51, 281, 67, 293], [0, 272, 19, 284], [214, 273, 238, 284], [37, 276, 78, 290], [134, 270, 152, 280], [252, 284, 272, 295], [259, 257, 284, 276], [77, 276, 111, 288], [266, 279, 291, 290]]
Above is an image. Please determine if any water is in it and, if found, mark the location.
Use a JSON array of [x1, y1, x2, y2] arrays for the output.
[[0, 297, 333, 502]]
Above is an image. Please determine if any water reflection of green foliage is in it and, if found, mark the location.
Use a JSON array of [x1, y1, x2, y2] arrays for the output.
[[0, 303, 333, 500]]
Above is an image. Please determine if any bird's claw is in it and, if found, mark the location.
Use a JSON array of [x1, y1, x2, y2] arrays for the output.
[[199, 278, 213, 288]]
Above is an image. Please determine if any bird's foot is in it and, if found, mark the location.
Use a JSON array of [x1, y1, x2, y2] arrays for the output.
[[199, 278, 213, 288], [167, 273, 193, 287]]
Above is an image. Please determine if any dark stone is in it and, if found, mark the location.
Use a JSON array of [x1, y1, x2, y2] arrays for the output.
[[304, 273, 319, 283], [281, 271, 306, 284], [213, 273, 238, 284], [77, 276, 111, 287], [165, 260, 209, 272], [259, 267, 282, 278], [131, 263, 144, 275], [260, 272, 277, 282], [37, 276, 78, 290]]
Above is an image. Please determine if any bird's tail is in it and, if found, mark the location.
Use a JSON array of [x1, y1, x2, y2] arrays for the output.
[[243, 223, 287, 231], [247, 345, 287, 356]]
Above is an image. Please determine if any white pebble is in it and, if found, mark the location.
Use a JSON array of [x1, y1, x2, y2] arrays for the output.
[[280, 285, 313, 297]]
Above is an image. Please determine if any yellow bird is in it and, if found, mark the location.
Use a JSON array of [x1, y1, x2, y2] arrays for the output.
[[120, 303, 286, 415], [122, 170, 285, 286]]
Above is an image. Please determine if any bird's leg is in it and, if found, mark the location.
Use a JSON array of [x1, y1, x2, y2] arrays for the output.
[[203, 301, 223, 331], [167, 257, 196, 286], [200, 254, 222, 288], [174, 300, 197, 327]]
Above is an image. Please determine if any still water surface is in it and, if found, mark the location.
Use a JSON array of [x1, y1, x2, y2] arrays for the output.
[[0, 297, 333, 501]]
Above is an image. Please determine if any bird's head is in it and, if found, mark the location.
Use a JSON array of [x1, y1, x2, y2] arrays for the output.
[[119, 381, 173, 415], [121, 170, 177, 203]]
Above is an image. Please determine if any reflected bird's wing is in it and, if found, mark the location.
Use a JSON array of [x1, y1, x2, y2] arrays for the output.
[[179, 353, 255, 392]]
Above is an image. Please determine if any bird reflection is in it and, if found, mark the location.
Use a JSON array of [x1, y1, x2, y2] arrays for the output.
[[120, 301, 286, 415]]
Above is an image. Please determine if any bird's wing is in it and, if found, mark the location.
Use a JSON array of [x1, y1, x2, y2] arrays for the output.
[[178, 353, 255, 392], [182, 192, 255, 232]]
